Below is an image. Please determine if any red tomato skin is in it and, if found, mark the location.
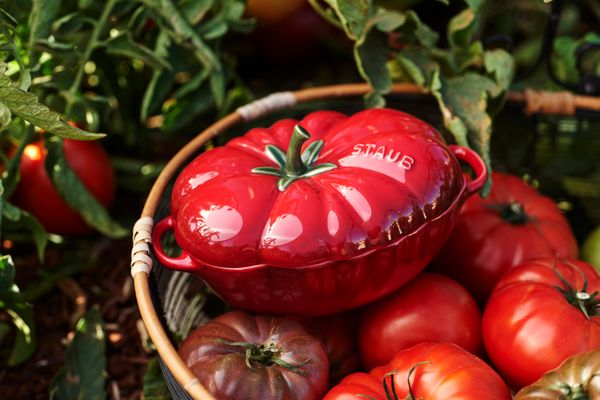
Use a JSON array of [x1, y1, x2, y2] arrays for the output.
[[482, 258, 600, 390], [245, 0, 306, 26], [432, 172, 578, 303], [294, 312, 360, 384], [324, 343, 511, 400], [358, 273, 481, 370], [13, 139, 115, 235]]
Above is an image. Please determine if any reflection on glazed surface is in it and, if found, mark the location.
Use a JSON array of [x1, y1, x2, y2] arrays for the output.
[[170, 109, 462, 268], [153, 108, 484, 315]]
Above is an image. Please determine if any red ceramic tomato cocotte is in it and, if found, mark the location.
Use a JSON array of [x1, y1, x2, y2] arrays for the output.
[[152, 108, 487, 315]]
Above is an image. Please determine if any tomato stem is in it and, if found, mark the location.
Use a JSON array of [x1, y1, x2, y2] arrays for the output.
[[491, 201, 529, 224], [553, 264, 600, 319], [218, 339, 308, 375]]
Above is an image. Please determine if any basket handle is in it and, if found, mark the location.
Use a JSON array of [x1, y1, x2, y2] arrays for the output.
[[449, 145, 487, 197], [152, 215, 196, 272]]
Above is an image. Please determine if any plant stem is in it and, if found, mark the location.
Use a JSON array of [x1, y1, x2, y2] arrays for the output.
[[307, 0, 344, 30], [65, 0, 117, 116]]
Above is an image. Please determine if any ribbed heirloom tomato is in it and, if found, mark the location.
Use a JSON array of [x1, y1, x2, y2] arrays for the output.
[[433, 171, 578, 303], [12, 139, 115, 235], [483, 258, 600, 389], [515, 348, 600, 399], [358, 273, 481, 370], [323, 343, 511, 400], [178, 311, 329, 400]]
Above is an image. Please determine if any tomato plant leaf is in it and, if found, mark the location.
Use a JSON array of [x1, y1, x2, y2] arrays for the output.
[[27, 0, 62, 67], [484, 48, 514, 100], [50, 307, 107, 400], [431, 71, 496, 195], [447, 8, 477, 49], [106, 32, 172, 71], [354, 30, 391, 107], [140, 31, 174, 121], [2, 201, 48, 262], [142, 357, 170, 400], [0, 64, 104, 140], [552, 32, 600, 84], [44, 137, 128, 238], [329, 0, 371, 40], [0, 255, 36, 366]]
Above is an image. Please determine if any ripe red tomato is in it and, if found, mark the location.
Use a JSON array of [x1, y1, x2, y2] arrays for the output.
[[323, 343, 511, 399], [12, 139, 115, 235], [514, 348, 600, 399], [178, 311, 329, 400], [432, 171, 578, 303], [245, 0, 306, 26], [483, 258, 600, 390], [358, 273, 481, 370], [294, 312, 360, 384]]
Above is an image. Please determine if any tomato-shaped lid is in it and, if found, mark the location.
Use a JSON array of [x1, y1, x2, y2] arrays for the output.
[[170, 108, 467, 268]]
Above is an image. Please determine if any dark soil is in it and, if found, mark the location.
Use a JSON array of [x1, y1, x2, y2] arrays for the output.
[[1, 236, 151, 400]]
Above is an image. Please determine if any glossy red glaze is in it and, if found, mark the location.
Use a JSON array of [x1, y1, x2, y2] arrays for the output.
[[153, 108, 486, 315]]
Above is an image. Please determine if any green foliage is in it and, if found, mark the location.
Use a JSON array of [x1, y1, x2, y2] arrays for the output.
[[314, 0, 516, 194], [50, 307, 107, 400], [0, 255, 35, 366]]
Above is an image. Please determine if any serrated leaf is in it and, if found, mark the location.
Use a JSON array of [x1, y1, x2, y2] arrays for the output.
[[44, 138, 128, 239], [431, 70, 495, 195], [371, 9, 406, 33], [27, 0, 61, 66], [142, 357, 170, 400], [50, 307, 106, 400], [484, 48, 514, 98], [2, 202, 48, 261], [354, 30, 391, 106], [106, 33, 172, 71], [0, 64, 104, 140], [146, 0, 220, 71], [400, 11, 438, 47], [333, 0, 372, 40], [448, 8, 477, 49]]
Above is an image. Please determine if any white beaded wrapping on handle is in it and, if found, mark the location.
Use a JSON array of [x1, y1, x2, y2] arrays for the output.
[[131, 216, 154, 277], [236, 91, 297, 122]]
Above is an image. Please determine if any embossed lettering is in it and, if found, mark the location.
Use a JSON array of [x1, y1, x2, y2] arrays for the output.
[[399, 155, 415, 170], [364, 144, 376, 156], [386, 149, 400, 162], [351, 144, 364, 156], [349, 143, 414, 171]]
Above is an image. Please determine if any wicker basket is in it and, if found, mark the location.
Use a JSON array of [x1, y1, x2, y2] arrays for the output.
[[131, 83, 600, 400]]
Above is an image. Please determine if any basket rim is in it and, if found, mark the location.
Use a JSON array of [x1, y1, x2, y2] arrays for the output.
[[131, 82, 600, 400]]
